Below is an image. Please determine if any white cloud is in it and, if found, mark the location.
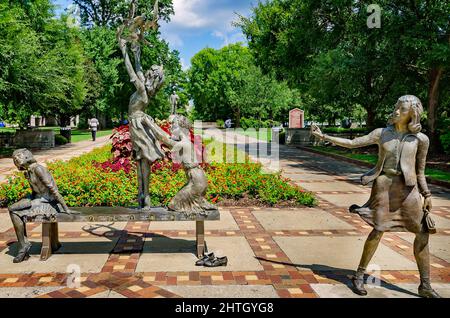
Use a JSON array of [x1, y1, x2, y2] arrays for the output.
[[167, 0, 247, 31], [212, 30, 246, 48], [160, 0, 252, 48], [170, 0, 212, 29], [163, 32, 184, 48]]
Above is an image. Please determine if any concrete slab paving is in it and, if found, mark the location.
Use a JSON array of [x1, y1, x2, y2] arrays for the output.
[[398, 234, 450, 263], [317, 193, 370, 208], [300, 181, 365, 192], [147, 210, 238, 231], [0, 237, 118, 273], [0, 286, 63, 298], [136, 236, 262, 272], [0, 212, 12, 233], [432, 214, 450, 229], [311, 283, 450, 298], [284, 173, 338, 182], [273, 236, 418, 271], [433, 197, 450, 207], [161, 285, 279, 298], [253, 209, 354, 231]]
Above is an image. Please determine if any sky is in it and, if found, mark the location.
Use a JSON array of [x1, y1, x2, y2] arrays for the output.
[[53, 0, 256, 70]]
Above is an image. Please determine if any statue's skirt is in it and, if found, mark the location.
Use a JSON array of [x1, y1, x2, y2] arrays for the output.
[[129, 113, 164, 163], [350, 174, 426, 233], [9, 198, 61, 222]]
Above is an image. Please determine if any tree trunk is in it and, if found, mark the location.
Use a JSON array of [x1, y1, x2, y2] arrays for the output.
[[427, 67, 443, 153], [58, 114, 71, 127], [235, 108, 241, 128], [366, 107, 375, 130]]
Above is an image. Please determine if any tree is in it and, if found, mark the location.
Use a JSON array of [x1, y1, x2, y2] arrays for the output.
[[228, 65, 297, 123], [80, 26, 121, 119], [188, 44, 254, 122], [74, 0, 174, 27], [0, 0, 87, 128], [188, 43, 299, 125]]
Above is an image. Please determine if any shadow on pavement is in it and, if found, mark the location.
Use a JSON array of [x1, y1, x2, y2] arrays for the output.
[[256, 256, 419, 297]]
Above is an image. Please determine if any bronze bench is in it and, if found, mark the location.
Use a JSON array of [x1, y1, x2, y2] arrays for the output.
[[38, 207, 220, 261]]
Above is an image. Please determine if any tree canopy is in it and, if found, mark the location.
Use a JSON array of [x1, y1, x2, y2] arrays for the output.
[[0, 0, 185, 128], [237, 0, 450, 149], [188, 43, 299, 125], [0, 0, 86, 127]]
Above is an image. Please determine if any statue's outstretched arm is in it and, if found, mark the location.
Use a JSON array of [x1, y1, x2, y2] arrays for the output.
[[117, 26, 145, 93], [322, 128, 383, 149], [131, 41, 146, 83]]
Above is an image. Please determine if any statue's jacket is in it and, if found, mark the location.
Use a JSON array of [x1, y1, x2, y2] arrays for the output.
[[326, 126, 430, 194]]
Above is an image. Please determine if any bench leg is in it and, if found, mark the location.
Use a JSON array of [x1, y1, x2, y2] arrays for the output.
[[40, 223, 52, 261], [196, 221, 206, 258], [50, 222, 61, 252], [40, 222, 60, 261]]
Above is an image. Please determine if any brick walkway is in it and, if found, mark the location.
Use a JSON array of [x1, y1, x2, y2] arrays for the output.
[[0, 136, 111, 183], [0, 130, 448, 298]]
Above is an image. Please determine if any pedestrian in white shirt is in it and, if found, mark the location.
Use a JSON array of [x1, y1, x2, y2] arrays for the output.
[[89, 118, 100, 141]]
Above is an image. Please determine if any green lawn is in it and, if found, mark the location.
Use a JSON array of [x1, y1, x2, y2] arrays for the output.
[[0, 148, 13, 157], [70, 129, 112, 142], [236, 129, 273, 142], [0, 127, 112, 143], [203, 136, 249, 163], [0, 127, 15, 133], [310, 146, 450, 182]]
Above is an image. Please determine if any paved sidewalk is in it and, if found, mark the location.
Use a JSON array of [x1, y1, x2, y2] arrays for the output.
[[0, 136, 111, 183], [0, 129, 448, 298]]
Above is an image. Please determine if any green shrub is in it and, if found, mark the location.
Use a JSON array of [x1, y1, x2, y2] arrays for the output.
[[0, 131, 15, 136], [216, 119, 225, 128], [279, 131, 286, 144], [438, 118, 450, 155], [0, 145, 316, 208], [322, 127, 367, 134], [240, 118, 279, 130], [55, 134, 69, 145], [440, 131, 450, 155]]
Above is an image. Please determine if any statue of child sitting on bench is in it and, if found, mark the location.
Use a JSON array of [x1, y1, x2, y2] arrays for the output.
[[8, 149, 74, 263]]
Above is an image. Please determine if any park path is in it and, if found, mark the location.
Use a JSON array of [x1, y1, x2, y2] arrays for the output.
[[0, 135, 111, 183]]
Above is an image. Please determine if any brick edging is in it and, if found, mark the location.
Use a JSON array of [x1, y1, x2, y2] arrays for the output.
[[297, 146, 450, 189]]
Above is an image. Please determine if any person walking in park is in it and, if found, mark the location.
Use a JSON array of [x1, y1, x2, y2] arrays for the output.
[[89, 117, 100, 141], [311, 95, 441, 298]]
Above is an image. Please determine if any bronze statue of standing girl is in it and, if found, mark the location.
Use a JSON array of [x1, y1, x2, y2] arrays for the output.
[[312, 95, 440, 298]]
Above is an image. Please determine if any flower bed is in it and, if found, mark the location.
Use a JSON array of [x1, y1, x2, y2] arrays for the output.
[[0, 145, 316, 208]]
